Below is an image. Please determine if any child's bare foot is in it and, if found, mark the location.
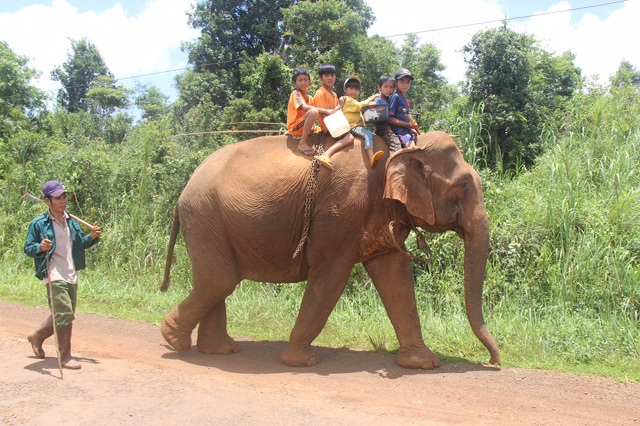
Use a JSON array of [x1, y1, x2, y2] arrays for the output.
[[370, 150, 384, 168]]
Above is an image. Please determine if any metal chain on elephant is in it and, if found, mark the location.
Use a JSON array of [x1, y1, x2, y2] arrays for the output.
[[293, 133, 326, 258]]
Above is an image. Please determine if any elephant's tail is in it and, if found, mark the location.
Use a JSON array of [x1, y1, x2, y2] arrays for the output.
[[159, 206, 180, 292]]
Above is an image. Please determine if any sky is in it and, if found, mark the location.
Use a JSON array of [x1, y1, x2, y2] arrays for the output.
[[0, 0, 638, 105]]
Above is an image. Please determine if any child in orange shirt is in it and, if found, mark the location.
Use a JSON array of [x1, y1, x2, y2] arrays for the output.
[[287, 68, 319, 155], [311, 63, 354, 171]]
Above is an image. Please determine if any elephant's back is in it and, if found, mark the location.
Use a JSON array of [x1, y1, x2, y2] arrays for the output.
[[188, 135, 308, 188]]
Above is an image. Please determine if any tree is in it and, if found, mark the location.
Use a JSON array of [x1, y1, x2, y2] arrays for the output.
[[530, 50, 581, 132], [398, 34, 453, 130], [0, 41, 45, 139], [350, 35, 399, 95], [182, 0, 297, 98], [175, 0, 382, 134], [51, 39, 111, 112], [185, 0, 296, 71], [610, 60, 640, 89], [463, 23, 580, 168], [172, 69, 234, 127], [86, 75, 131, 117], [85, 75, 133, 143], [281, 0, 371, 72], [134, 83, 170, 122], [240, 53, 291, 120], [180, 0, 374, 103]]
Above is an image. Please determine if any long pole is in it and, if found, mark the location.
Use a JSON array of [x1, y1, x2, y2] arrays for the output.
[[43, 239, 63, 379], [24, 190, 95, 231]]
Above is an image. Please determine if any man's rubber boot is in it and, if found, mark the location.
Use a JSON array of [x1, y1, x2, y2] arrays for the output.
[[27, 315, 54, 358], [57, 324, 81, 369]]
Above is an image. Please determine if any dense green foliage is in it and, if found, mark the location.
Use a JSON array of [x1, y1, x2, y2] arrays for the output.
[[463, 23, 582, 169], [0, 41, 45, 142], [1, 3, 639, 380], [51, 39, 113, 113]]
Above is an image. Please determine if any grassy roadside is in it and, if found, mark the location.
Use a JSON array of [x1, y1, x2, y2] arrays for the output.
[[2, 88, 639, 382], [3, 254, 638, 382]]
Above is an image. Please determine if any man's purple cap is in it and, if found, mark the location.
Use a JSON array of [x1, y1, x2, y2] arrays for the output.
[[42, 180, 67, 198]]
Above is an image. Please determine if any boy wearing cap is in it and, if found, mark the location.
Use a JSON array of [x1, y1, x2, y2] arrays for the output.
[[338, 75, 384, 168], [389, 68, 419, 148], [311, 63, 354, 171], [24, 180, 101, 369]]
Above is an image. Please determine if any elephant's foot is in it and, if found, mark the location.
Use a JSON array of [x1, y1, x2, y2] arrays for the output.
[[161, 317, 192, 352], [397, 346, 440, 369], [280, 345, 319, 367], [196, 334, 240, 355]]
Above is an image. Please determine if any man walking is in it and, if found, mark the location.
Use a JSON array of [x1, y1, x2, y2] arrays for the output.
[[24, 180, 101, 369]]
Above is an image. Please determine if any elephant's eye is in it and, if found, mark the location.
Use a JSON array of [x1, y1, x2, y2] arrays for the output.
[[461, 180, 469, 194], [418, 162, 428, 179], [454, 180, 470, 199]]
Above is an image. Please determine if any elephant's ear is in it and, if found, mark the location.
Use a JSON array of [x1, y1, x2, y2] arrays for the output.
[[383, 150, 436, 225]]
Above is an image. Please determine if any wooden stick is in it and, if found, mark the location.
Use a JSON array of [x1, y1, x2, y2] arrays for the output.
[[23, 190, 96, 231], [68, 214, 95, 231], [45, 255, 64, 379]]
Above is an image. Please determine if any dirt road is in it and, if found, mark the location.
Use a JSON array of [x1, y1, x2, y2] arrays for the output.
[[1, 300, 638, 425]]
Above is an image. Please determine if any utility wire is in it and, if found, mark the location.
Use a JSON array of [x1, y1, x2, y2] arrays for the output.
[[111, 0, 628, 83], [0, 0, 628, 101], [381, 0, 627, 39]]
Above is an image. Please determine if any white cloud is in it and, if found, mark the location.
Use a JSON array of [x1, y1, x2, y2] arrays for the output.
[[366, 0, 506, 84], [521, 1, 640, 83], [367, 0, 640, 86], [1, 0, 638, 102], [0, 0, 198, 99]]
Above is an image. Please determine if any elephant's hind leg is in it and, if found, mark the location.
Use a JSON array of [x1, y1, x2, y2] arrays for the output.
[[162, 291, 210, 351], [196, 300, 239, 355]]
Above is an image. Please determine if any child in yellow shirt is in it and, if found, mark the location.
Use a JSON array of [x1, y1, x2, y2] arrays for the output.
[[339, 75, 384, 168]]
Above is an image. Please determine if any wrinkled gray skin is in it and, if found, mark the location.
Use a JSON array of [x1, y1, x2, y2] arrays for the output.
[[160, 131, 501, 369]]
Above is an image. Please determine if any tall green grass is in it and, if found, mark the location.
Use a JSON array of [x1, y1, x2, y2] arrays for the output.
[[1, 88, 639, 381]]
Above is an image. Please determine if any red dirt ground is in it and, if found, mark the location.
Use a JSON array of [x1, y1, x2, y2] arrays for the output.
[[1, 299, 639, 425]]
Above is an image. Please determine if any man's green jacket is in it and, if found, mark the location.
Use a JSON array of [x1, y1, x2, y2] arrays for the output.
[[24, 212, 100, 280]]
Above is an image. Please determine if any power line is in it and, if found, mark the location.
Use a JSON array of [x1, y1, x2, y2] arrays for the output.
[[113, 58, 243, 83], [380, 0, 627, 39], [109, 0, 629, 85], [1, 0, 628, 101]]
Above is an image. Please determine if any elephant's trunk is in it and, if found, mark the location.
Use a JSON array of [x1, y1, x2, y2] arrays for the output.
[[463, 209, 502, 366]]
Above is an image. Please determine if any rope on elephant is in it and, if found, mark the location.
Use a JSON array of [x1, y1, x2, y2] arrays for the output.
[[292, 133, 326, 258]]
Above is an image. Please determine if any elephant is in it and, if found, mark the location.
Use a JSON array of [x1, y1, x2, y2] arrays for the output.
[[159, 130, 501, 369]]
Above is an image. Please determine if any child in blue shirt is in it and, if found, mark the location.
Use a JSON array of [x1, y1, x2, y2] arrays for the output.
[[372, 75, 402, 153], [388, 68, 419, 148]]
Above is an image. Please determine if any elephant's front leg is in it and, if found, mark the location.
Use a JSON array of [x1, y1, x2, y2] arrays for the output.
[[280, 265, 353, 367], [363, 251, 440, 369]]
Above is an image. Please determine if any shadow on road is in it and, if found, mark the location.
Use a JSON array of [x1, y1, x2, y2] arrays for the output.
[[159, 340, 500, 379]]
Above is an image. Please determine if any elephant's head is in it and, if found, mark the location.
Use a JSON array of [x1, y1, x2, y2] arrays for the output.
[[383, 131, 501, 365]]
